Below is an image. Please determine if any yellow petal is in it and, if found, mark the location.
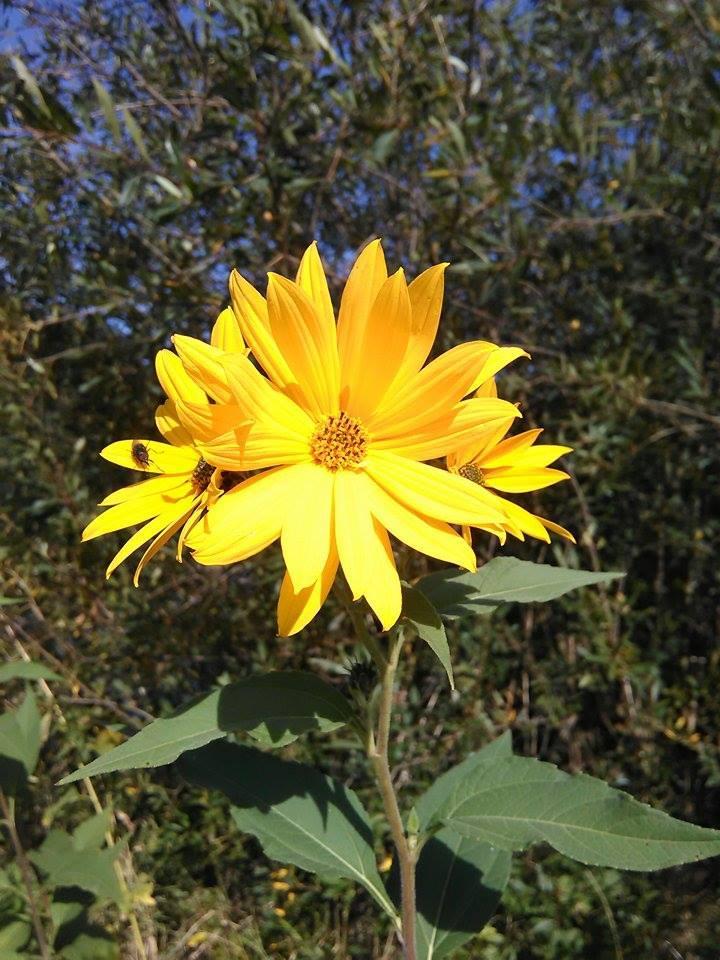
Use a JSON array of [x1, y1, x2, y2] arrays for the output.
[[337, 239, 387, 398], [267, 273, 339, 417], [369, 341, 500, 434], [366, 451, 508, 527], [280, 462, 334, 589], [221, 352, 314, 437], [105, 504, 190, 578], [371, 396, 521, 460], [173, 398, 246, 444], [277, 541, 339, 636], [451, 417, 516, 468], [83, 487, 193, 541], [155, 401, 194, 446], [188, 466, 299, 564], [296, 241, 336, 333], [198, 422, 310, 471], [498, 498, 551, 542], [334, 470, 402, 630], [482, 431, 573, 469], [229, 269, 294, 388], [133, 506, 196, 585], [475, 378, 498, 399], [342, 268, 412, 419], [172, 335, 233, 403], [156, 349, 206, 406], [366, 477, 476, 570], [100, 439, 198, 474], [483, 467, 570, 493], [391, 262, 448, 388], [99, 473, 191, 506], [176, 503, 207, 559], [539, 517, 576, 543], [469, 346, 530, 392], [211, 306, 246, 353]]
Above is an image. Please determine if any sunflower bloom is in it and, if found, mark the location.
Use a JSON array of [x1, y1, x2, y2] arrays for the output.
[[82, 309, 246, 582], [174, 240, 529, 635], [446, 380, 575, 545]]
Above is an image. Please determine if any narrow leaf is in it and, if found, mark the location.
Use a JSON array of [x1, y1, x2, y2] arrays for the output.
[[121, 107, 150, 162], [401, 583, 454, 688], [181, 741, 398, 920], [418, 558, 624, 618], [11, 56, 51, 119], [60, 671, 352, 784], [415, 827, 510, 959], [0, 661, 61, 683], [91, 78, 121, 142], [436, 754, 720, 870]]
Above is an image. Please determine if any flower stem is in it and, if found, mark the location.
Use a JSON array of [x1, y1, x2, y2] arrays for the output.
[[367, 627, 417, 960]]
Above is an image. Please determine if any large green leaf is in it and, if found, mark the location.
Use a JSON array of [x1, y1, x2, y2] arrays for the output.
[[0, 661, 61, 683], [60, 671, 352, 784], [417, 558, 624, 618], [415, 732, 513, 829], [415, 827, 510, 960], [29, 818, 123, 903], [0, 691, 41, 794], [180, 741, 398, 921], [401, 584, 454, 688], [434, 754, 720, 870]]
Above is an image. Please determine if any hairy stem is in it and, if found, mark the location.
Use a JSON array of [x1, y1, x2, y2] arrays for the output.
[[367, 628, 417, 960], [0, 789, 52, 960]]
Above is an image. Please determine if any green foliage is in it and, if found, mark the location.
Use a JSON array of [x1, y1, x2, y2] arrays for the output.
[[417, 559, 624, 618], [0, 661, 61, 683], [61, 671, 353, 783], [0, 691, 41, 795], [2, 0, 720, 955], [433, 752, 720, 870], [180, 740, 398, 921], [401, 584, 454, 689]]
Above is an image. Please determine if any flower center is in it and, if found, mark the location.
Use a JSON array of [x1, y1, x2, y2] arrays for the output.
[[458, 463, 486, 485], [192, 457, 215, 492], [310, 412, 368, 471]]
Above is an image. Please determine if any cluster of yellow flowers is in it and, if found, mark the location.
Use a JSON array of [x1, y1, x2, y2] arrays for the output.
[[83, 241, 573, 635]]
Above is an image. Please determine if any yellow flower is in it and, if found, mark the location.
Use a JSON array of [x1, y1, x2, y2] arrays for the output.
[[446, 380, 575, 544], [82, 309, 245, 582], [175, 240, 528, 635]]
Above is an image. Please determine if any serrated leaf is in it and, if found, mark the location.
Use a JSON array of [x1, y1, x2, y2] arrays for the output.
[[0, 691, 41, 794], [180, 741, 398, 920], [415, 828, 510, 959], [0, 661, 61, 683], [435, 754, 720, 870], [415, 733, 513, 829], [91, 78, 121, 142], [29, 831, 123, 902], [60, 672, 352, 784], [401, 584, 453, 688], [418, 558, 624, 618]]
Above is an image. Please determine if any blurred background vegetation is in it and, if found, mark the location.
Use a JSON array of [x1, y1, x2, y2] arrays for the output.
[[1, 0, 719, 956]]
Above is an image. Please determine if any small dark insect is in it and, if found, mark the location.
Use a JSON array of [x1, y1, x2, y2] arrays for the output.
[[131, 441, 151, 469]]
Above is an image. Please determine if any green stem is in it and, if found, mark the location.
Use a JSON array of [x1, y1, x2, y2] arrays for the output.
[[366, 628, 417, 960]]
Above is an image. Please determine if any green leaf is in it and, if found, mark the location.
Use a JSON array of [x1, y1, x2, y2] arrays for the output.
[[60, 672, 353, 784], [28, 811, 123, 903], [180, 741, 398, 921], [11, 56, 51, 119], [0, 691, 41, 794], [122, 107, 150, 162], [418, 558, 624, 619], [415, 733, 513, 830], [415, 827, 510, 959], [0, 661, 61, 683], [0, 919, 31, 952], [401, 584, 453, 689], [435, 754, 720, 870], [91, 79, 121, 142]]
